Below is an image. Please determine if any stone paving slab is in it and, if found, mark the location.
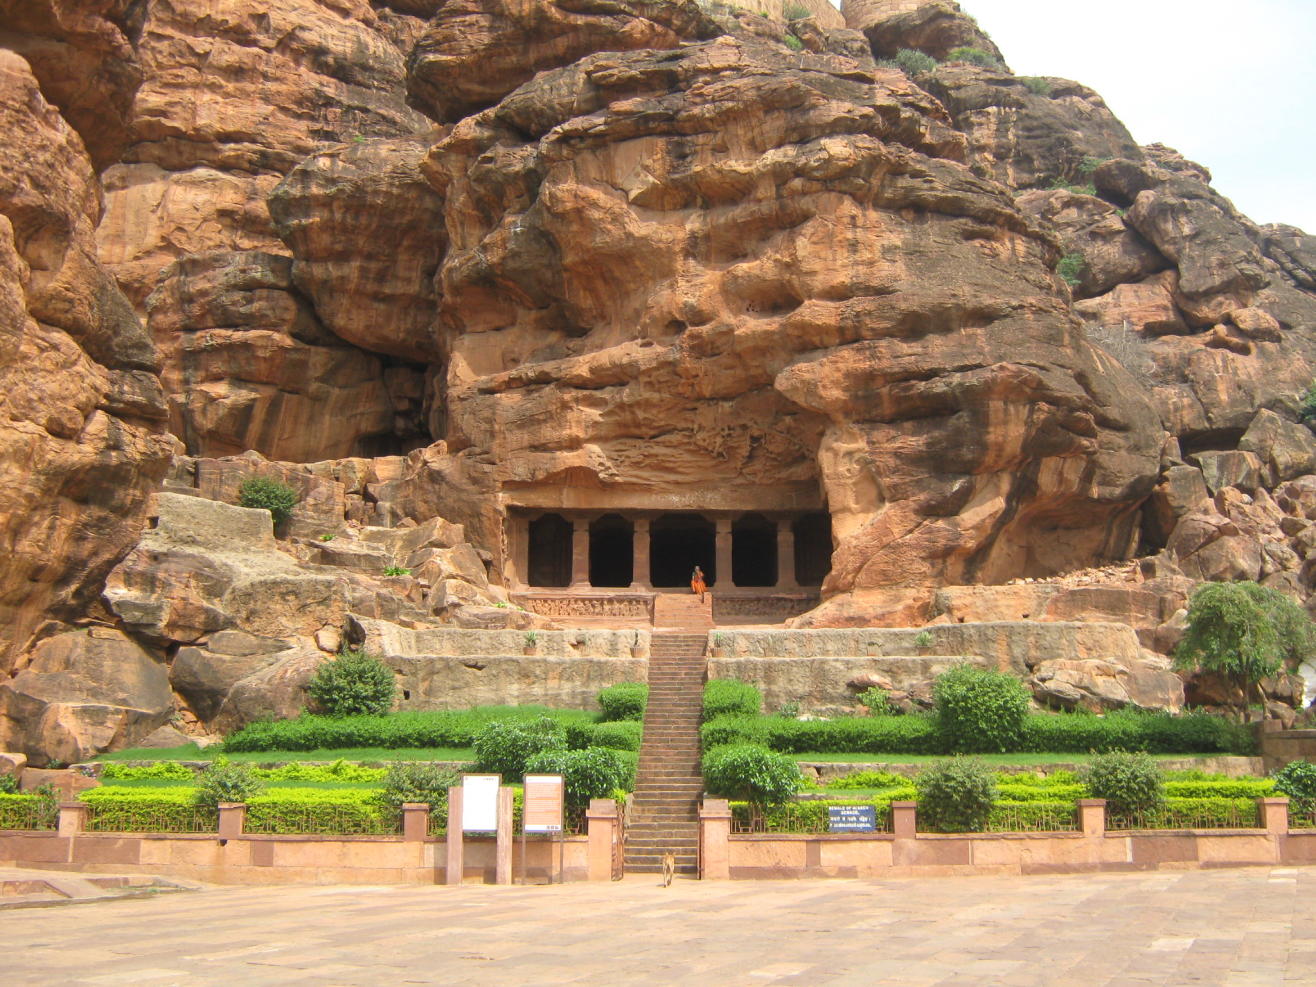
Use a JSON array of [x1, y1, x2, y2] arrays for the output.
[[3, 868, 1315, 984]]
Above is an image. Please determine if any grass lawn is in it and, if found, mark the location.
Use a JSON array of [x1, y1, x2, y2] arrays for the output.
[[788, 752, 1233, 766], [92, 745, 476, 764]]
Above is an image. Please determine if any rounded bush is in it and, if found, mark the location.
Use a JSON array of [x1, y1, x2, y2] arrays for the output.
[[915, 758, 997, 833], [306, 648, 396, 717], [701, 743, 802, 808], [597, 682, 648, 721], [585, 720, 642, 752], [1082, 750, 1163, 815], [525, 747, 632, 812], [237, 476, 299, 527], [194, 759, 264, 810], [945, 46, 1002, 69], [473, 717, 567, 782], [893, 48, 937, 76], [703, 679, 762, 720], [373, 762, 459, 817], [1273, 759, 1316, 811], [933, 665, 1030, 753]]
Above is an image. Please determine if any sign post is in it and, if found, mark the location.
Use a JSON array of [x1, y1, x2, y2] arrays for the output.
[[522, 774, 565, 884], [447, 774, 507, 885], [827, 805, 878, 834]]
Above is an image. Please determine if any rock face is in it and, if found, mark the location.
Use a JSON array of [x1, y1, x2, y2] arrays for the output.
[[145, 250, 428, 460], [0, 48, 171, 672], [0, 628, 172, 765]]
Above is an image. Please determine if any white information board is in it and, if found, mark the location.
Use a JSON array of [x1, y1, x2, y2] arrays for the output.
[[461, 774, 500, 832], [523, 774, 564, 834]]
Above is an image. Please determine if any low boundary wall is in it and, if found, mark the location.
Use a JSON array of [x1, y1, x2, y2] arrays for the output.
[[700, 798, 1316, 880]]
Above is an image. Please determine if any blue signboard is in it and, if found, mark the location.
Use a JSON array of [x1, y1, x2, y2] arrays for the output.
[[828, 805, 877, 833]]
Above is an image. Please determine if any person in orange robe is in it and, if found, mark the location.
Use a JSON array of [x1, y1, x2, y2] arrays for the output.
[[690, 564, 706, 603]]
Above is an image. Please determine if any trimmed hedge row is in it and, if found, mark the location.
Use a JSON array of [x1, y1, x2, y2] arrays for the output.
[[702, 709, 1254, 756], [223, 707, 602, 753]]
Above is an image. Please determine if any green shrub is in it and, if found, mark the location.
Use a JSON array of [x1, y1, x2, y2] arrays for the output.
[[580, 720, 643, 752], [702, 744, 803, 808], [0, 791, 59, 829], [1082, 750, 1163, 815], [245, 788, 393, 835], [776, 701, 801, 718], [100, 762, 195, 781], [933, 665, 1030, 754], [703, 679, 762, 720], [916, 758, 997, 833], [373, 762, 459, 817], [1021, 709, 1254, 755], [221, 706, 597, 753], [783, 33, 803, 51], [857, 687, 894, 715], [306, 648, 396, 718], [1176, 581, 1316, 718], [996, 781, 1085, 803], [1162, 778, 1274, 799], [473, 717, 567, 781], [1057, 252, 1086, 287], [525, 747, 634, 812], [195, 759, 264, 810], [81, 786, 215, 833], [893, 48, 937, 76], [1022, 76, 1051, 96], [1273, 759, 1316, 811], [597, 682, 648, 722], [383, 565, 410, 577], [702, 713, 940, 754], [0, 774, 19, 795], [827, 770, 915, 795], [237, 476, 299, 527], [1300, 380, 1316, 427], [945, 46, 1002, 69], [1077, 155, 1107, 177], [258, 759, 386, 783]]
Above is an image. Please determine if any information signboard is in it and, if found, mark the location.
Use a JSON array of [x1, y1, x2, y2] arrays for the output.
[[828, 805, 878, 833], [523, 774, 564, 834], [461, 774, 501, 832]]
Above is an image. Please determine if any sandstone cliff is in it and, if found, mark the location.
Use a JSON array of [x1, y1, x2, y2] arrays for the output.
[[2, 0, 1315, 761]]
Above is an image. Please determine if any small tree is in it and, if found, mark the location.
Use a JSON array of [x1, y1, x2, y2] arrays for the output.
[[1273, 759, 1316, 813], [195, 759, 264, 810], [473, 717, 567, 782], [701, 744, 802, 826], [373, 763, 459, 819], [237, 476, 299, 527], [933, 665, 1030, 753], [306, 648, 396, 717], [525, 747, 633, 814], [1175, 582, 1316, 720], [915, 758, 997, 833], [1082, 750, 1163, 817]]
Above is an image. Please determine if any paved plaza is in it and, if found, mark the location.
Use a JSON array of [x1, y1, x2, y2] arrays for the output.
[[4, 867, 1316, 985]]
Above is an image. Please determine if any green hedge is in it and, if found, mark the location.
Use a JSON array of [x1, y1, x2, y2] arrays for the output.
[[0, 792, 58, 831], [702, 714, 940, 754], [702, 710, 1253, 756], [1108, 797, 1259, 830], [245, 789, 397, 835], [223, 707, 599, 753], [703, 680, 763, 720], [79, 787, 217, 833], [597, 682, 647, 722]]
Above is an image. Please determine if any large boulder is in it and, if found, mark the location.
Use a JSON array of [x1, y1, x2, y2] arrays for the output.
[[405, 0, 715, 123], [844, 0, 1004, 63], [0, 629, 172, 765], [1030, 654, 1184, 713], [145, 251, 427, 461], [268, 138, 447, 362]]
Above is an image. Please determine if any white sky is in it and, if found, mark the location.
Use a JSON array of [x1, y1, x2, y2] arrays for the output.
[[848, 0, 1316, 232]]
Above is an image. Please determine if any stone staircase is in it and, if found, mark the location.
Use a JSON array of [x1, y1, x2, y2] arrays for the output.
[[624, 632, 708, 876], [652, 592, 714, 631]]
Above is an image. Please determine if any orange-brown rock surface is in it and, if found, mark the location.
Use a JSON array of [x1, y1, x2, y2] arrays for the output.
[[0, 49, 171, 678]]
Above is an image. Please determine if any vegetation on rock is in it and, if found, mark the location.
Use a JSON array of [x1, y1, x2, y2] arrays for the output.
[[307, 648, 397, 718], [236, 476, 299, 527]]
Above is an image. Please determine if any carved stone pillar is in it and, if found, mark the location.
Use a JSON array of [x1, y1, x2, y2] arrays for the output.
[[776, 519, 797, 589], [715, 518, 733, 588], [631, 518, 650, 589], [571, 517, 590, 587]]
